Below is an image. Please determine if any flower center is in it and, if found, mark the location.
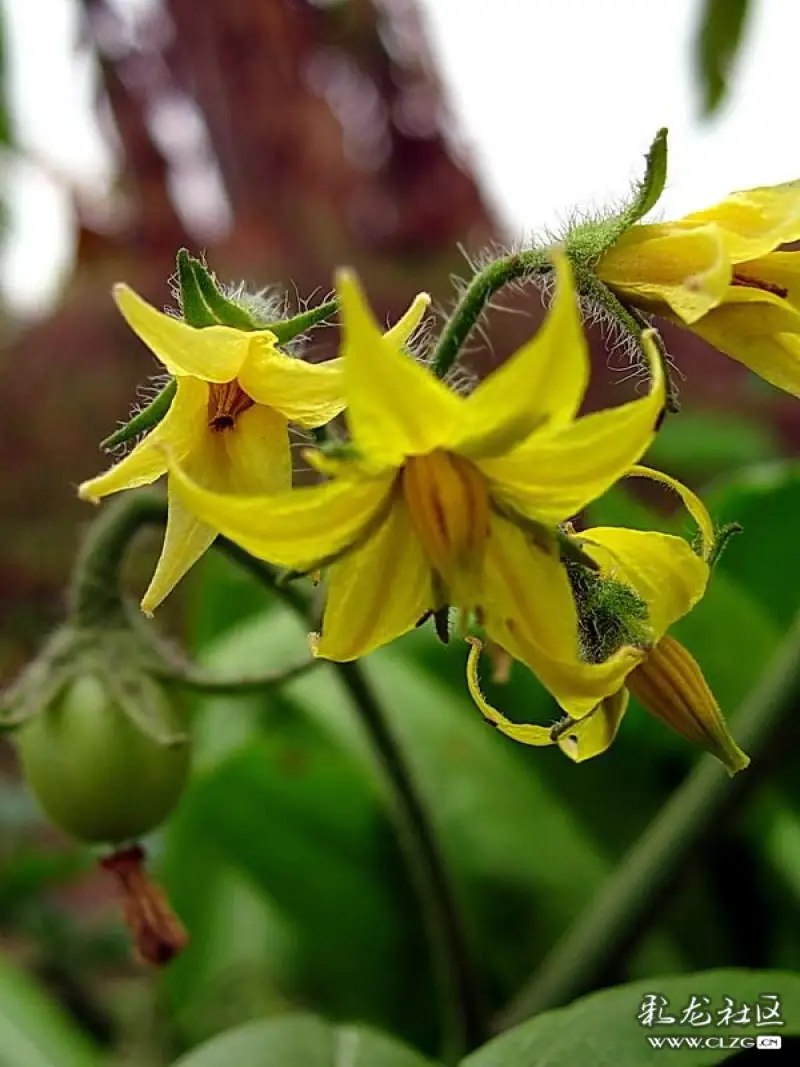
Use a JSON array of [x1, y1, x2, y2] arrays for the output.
[[731, 272, 789, 299], [207, 380, 254, 432], [401, 450, 490, 581]]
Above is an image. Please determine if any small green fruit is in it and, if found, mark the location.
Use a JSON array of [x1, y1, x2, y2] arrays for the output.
[[17, 673, 190, 844]]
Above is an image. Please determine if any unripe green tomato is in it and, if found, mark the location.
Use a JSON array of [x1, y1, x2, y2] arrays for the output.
[[17, 673, 190, 844]]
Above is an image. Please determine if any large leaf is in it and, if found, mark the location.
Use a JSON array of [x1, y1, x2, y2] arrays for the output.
[[172, 1013, 441, 1067], [0, 952, 102, 1067], [466, 969, 800, 1066]]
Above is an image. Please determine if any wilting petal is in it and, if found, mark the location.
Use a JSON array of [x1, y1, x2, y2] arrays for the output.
[[315, 499, 433, 660], [681, 181, 800, 262], [238, 345, 345, 428], [687, 287, 800, 396], [481, 516, 645, 718], [452, 254, 588, 458], [141, 494, 217, 615], [338, 271, 462, 466], [481, 335, 664, 525], [114, 285, 267, 382], [223, 405, 292, 494], [626, 465, 715, 560], [79, 377, 208, 502], [580, 528, 709, 641], [466, 638, 553, 746], [168, 454, 395, 569], [598, 223, 731, 324], [555, 688, 630, 763]]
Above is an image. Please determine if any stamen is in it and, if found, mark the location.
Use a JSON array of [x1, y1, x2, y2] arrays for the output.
[[208, 380, 255, 431], [731, 273, 789, 299]]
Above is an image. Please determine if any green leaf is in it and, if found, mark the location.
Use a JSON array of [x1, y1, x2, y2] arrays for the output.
[[172, 1014, 441, 1067], [467, 969, 800, 1066], [695, 0, 751, 117], [0, 952, 102, 1067]]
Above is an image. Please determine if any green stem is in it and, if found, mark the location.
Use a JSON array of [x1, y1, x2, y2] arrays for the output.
[[220, 541, 488, 1060], [496, 611, 800, 1031], [152, 657, 321, 694], [430, 250, 549, 379], [71, 499, 485, 1059]]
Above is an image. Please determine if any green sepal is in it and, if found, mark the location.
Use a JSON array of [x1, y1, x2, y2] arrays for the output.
[[269, 298, 339, 343], [564, 548, 652, 665], [564, 127, 669, 269], [99, 378, 177, 452], [176, 248, 218, 327], [708, 521, 743, 568], [189, 256, 261, 331]]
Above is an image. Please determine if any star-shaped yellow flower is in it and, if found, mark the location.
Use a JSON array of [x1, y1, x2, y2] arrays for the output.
[[167, 255, 666, 718], [79, 285, 429, 613], [468, 468, 749, 774], [596, 182, 800, 395]]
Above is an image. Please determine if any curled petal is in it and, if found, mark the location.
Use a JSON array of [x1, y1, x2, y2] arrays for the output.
[[238, 347, 345, 428], [625, 465, 715, 560], [598, 223, 731, 323], [114, 285, 266, 382], [466, 638, 553, 746], [580, 528, 709, 642], [555, 688, 630, 763], [480, 333, 665, 526]]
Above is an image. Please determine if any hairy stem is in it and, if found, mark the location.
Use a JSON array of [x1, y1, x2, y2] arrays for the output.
[[431, 249, 549, 379], [497, 612, 800, 1030]]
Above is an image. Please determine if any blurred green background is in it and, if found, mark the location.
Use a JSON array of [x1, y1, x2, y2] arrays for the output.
[[1, 1, 799, 1065]]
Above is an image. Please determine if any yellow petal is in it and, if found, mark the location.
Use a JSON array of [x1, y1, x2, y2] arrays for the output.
[[465, 637, 553, 746], [141, 493, 217, 614], [78, 377, 208, 502], [480, 516, 645, 718], [555, 688, 630, 763], [167, 454, 395, 569], [114, 284, 271, 382], [687, 288, 800, 397], [597, 223, 731, 324], [383, 291, 432, 348], [626, 465, 715, 560], [338, 271, 462, 466], [579, 528, 710, 640], [451, 254, 589, 459], [238, 345, 346, 428], [223, 405, 292, 494], [480, 334, 664, 525], [682, 181, 800, 262], [315, 499, 433, 660]]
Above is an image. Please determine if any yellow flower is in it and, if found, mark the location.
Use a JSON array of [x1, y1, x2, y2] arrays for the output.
[[596, 182, 800, 395], [468, 468, 750, 774], [167, 256, 666, 717], [79, 285, 430, 613]]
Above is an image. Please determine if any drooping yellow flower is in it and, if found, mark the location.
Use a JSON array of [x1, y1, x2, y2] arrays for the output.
[[468, 468, 750, 774], [167, 256, 666, 717], [79, 286, 429, 613], [596, 182, 800, 395]]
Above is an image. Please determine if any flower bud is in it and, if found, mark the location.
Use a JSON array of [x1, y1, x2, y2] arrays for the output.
[[626, 634, 749, 774]]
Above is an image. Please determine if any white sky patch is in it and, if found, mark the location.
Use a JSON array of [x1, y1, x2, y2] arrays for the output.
[[1, 0, 800, 314]]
